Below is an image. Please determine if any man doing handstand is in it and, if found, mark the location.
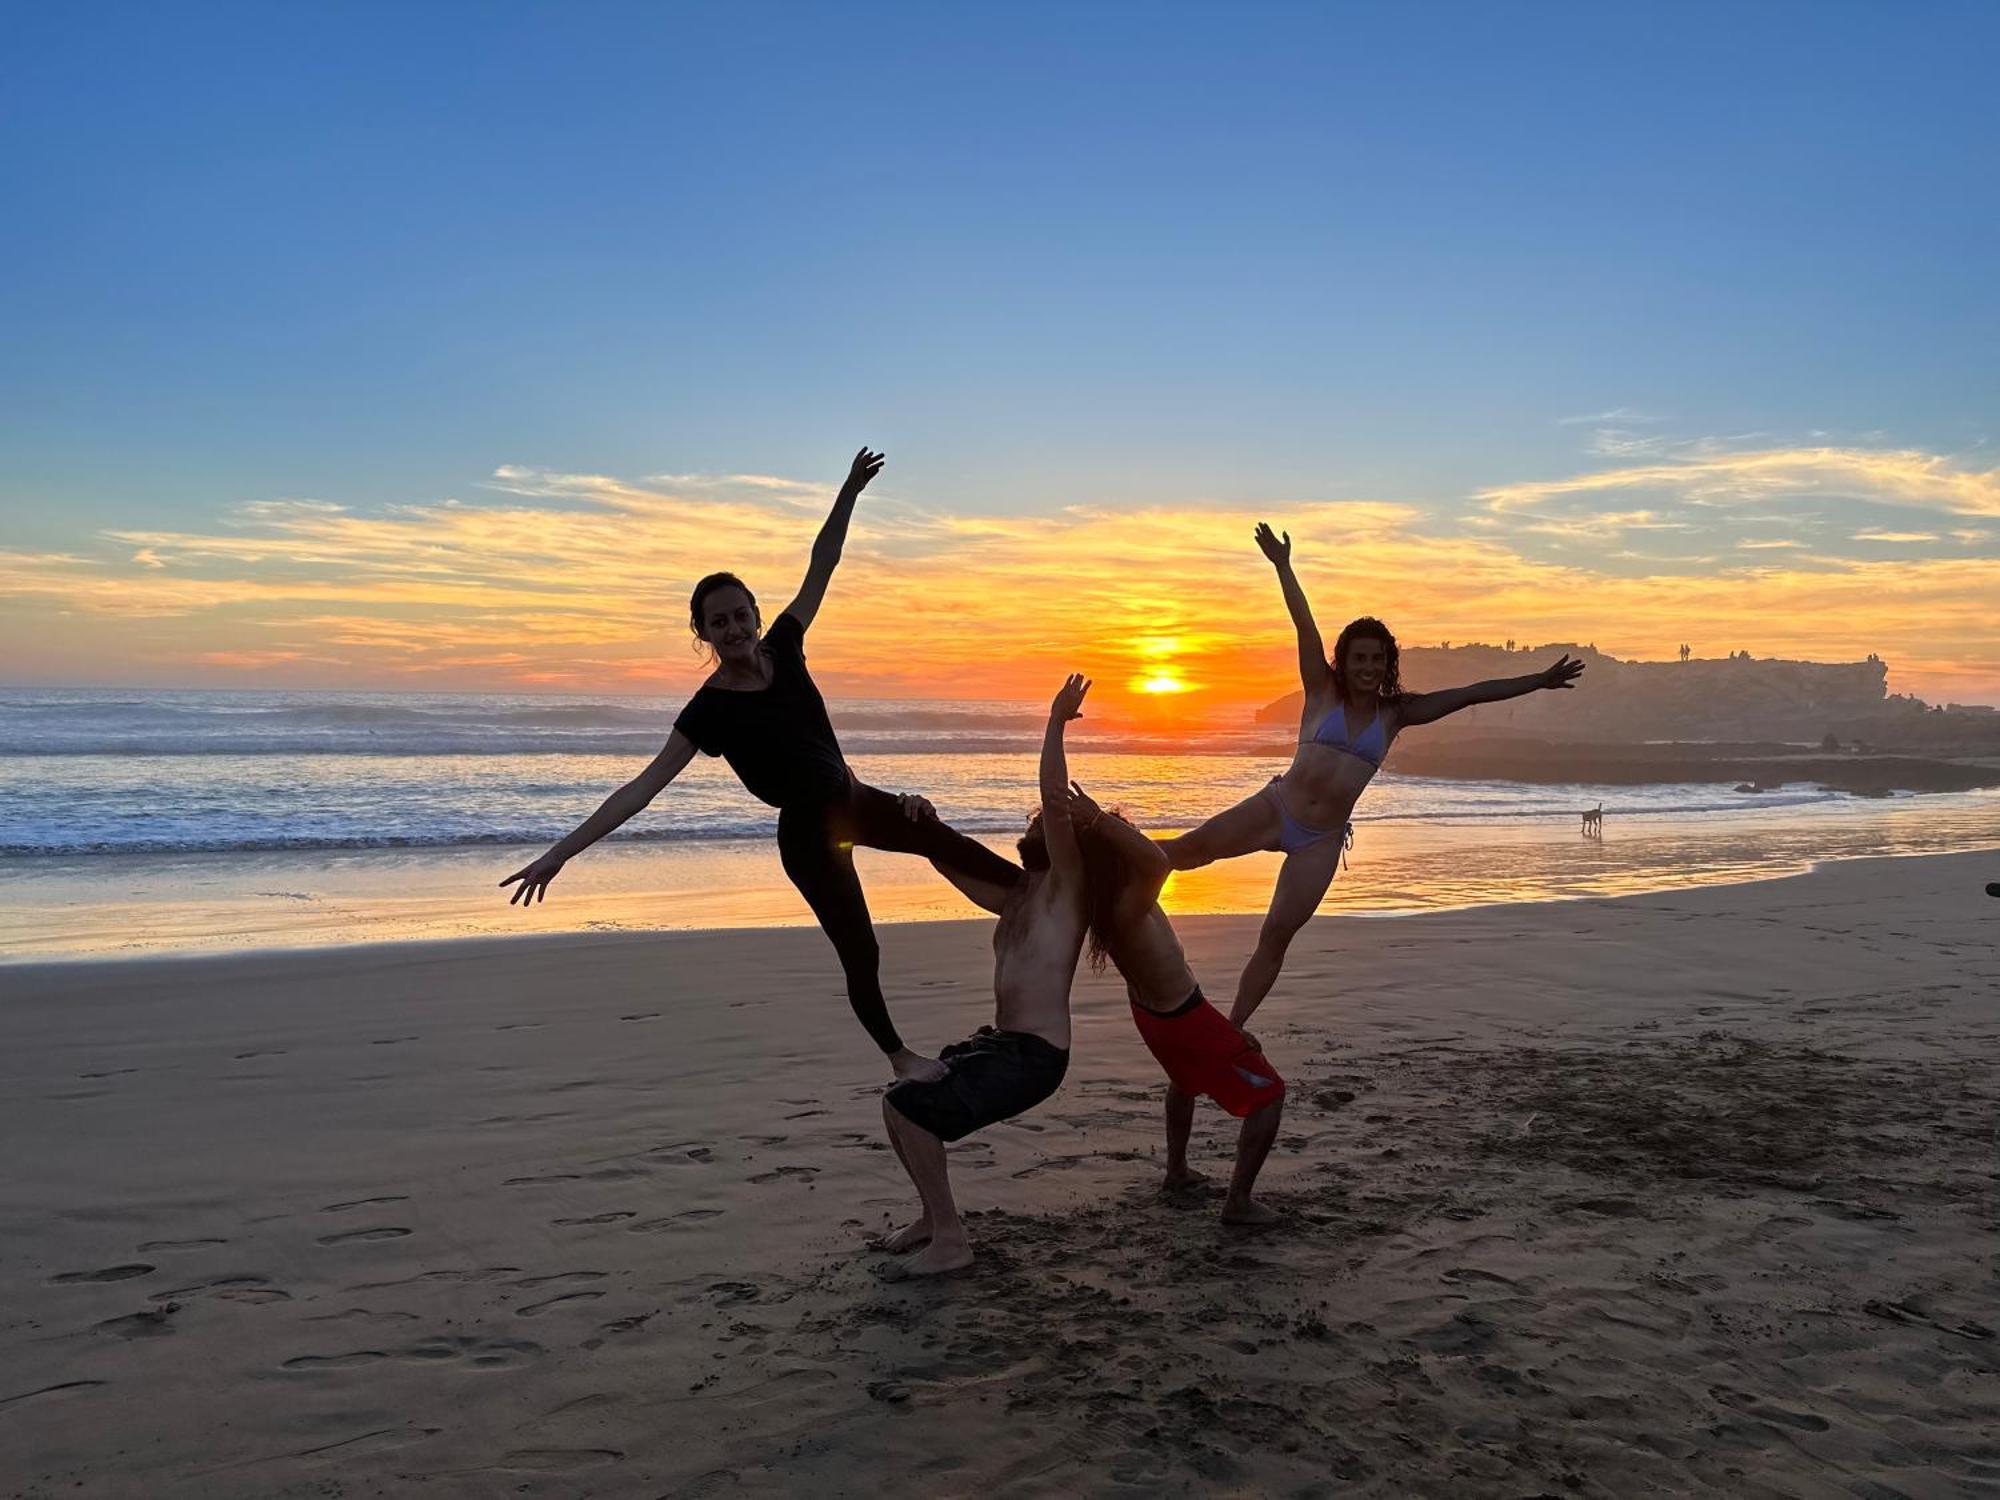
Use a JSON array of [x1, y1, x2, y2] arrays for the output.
[[874, 674, 1096, 1276], [1069, 782, 1285, 1225]]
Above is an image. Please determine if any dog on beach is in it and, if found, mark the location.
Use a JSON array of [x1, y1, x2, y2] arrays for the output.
[[1581, 803, 1603, 837]]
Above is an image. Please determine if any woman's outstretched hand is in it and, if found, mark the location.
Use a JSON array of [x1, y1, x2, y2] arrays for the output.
[[1051, 673, 1091, 721], [1537, 654, 1586, 691], [500, 852, 566, 906], [1254, 522, 1291, 567], [843, 447, 886, 495]]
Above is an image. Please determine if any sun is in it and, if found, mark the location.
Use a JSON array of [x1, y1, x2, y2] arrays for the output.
[[1133, 674, 1193, 695]]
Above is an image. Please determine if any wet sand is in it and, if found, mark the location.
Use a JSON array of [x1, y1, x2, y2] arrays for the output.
[[3, 851, 1996, 1497]]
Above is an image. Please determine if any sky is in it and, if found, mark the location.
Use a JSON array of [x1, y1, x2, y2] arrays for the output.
[[3, 1, 1996, 717]]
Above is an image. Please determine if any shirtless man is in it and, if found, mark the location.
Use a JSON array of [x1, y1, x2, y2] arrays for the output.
[[1068, 782, 1286, 1226], [874, 674, 1096, 1276]]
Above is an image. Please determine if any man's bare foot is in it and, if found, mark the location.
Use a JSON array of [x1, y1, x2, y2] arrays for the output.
[[1160, 1167, 1209, 1196], [890, 1049, 948, 1085], [870, 1218, 932, 1253], [901, 1236, 974, 1276], [1222, 1197, 1281, 1227]]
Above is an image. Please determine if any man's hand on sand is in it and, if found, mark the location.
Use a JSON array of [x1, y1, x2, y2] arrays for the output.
[[500, 852, 565, 905], [843, 446, 885, 495]]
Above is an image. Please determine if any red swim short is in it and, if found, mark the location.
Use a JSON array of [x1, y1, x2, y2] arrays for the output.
[[1129, 987, 1285, 1118]]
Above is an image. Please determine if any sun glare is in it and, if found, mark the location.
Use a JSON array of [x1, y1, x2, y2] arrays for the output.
[[1134, 674, 1192, 695]]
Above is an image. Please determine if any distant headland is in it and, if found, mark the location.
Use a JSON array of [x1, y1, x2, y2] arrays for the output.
[[1255, 645, 2000, 795]]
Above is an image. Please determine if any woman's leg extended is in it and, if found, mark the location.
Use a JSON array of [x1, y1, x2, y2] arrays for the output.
[[777, 803, 901, 1055], [1162, 785, 1281, 871], [1229, 835, 1344, 1026], [846, 780, 1019, 887]]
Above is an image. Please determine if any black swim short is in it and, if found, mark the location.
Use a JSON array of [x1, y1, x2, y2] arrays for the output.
[[884, 1026, 1070, 1142]]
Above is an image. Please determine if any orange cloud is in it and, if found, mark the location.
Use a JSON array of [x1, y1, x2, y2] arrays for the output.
[[3, 448, 1998, 710]]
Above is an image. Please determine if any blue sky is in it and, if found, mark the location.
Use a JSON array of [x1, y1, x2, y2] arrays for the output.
[[3, 2, 1997, 700]]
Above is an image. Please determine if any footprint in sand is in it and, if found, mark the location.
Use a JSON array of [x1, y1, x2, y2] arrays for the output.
[[305, 1308, 421, 1326], [321, 1196, 409, 1213], [370, 1036, 421, 1046], [619, 1012, 660, 1022], [316, 1227, 413, 1246], [78, 1068, 138, 1080], [50, 1264, 153, 1285], [748, 1166, 818, 1185], [0, 1381, 106, 1410], [498, 1449, 624, 1471], [553, 1211, 637, 1226], [235, 1049, 288, 1060], [137, 1238, 227, 1252], [510, 1271, 607, 1290], [628, 1209, 724, 1234], [149, 1275, 288, 1304], [284, 1334, 542, 1371], [517, 1291, 606, 1317], [95, 1308, 178, 1340], [495, 1023, 545, 1031]]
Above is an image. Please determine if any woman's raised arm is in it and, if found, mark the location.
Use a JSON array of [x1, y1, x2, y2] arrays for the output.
[[780, 446, 883, 631]]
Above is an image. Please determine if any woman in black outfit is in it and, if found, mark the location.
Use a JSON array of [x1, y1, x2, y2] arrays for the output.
[[501, 448, 1021, 1083]]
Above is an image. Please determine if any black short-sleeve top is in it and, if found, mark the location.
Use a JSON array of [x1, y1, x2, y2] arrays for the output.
[[671, 613, 850, 808]]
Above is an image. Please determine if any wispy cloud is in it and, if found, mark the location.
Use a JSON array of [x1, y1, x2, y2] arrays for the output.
[[5, 449, 1998, 708], [1477, 447, 2000, 517], [1852, 529, 1940, 544], [1556, 407, 1665, 427]]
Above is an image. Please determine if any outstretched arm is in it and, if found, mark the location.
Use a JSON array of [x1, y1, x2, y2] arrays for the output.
[[1396, 655, 1585, 729], [781, 447, 883, 632], [1256, 523, 1326, 694], [894, 794, 1018, 916], [499, 730, 698, 905], [1039, 674, 1091, 889]]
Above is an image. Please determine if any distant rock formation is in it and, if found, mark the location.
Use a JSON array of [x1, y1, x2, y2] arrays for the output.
[[1256, 643, 1999, 750]]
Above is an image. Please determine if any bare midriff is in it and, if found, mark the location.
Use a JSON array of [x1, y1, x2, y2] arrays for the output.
[[1275, 732, 1388, 832]]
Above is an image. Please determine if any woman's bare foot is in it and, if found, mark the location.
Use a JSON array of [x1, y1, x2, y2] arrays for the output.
[[1221, 1197, 1281, 1227], [871, 1218, 932, 1253], [901, 1235, 974, 1276], [1160, 1167, 1209, 1196], [891, 1049, 948, 1085]]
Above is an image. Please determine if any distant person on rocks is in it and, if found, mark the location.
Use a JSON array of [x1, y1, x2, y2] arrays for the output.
[[871, 675, 1100, 1276], [1161, 523, 1586, 1036], [1065, 781, 1285, 1226], [499, 448, 1022, 1085]]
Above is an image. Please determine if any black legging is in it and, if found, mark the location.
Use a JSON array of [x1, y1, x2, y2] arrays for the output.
[[776, 778, 1020, 1054]]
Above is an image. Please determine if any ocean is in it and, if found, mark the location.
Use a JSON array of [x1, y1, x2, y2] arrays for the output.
[[4, 687, 1997, 960]]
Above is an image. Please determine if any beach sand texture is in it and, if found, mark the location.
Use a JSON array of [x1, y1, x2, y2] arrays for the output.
[[3, 851, 1996, 1497]]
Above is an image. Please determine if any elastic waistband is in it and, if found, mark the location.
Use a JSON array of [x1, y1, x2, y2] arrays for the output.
[[1133, 986, 1206, 1019]]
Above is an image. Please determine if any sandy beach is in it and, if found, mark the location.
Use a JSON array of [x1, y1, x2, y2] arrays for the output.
[[3, 850, 1996, 1498]]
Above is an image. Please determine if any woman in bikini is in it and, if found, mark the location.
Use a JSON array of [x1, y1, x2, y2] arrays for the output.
[[500, 448, 1023, 1084], [1163, 522, 1585, 1032]]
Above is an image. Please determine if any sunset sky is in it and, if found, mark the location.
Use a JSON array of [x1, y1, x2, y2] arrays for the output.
[[4, 3, 1996, 717]]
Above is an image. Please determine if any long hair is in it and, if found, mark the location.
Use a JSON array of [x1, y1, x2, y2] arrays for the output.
[[1016, 809, 1138, 973], [1330, 616, 1404, 705], [688, 571, 758, 660]]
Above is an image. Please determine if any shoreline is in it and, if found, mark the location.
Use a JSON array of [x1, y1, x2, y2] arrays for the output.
[[7, 831, 2000, 975], [5, 785, 1998, 964], [5, 849, 1995, 1495]]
